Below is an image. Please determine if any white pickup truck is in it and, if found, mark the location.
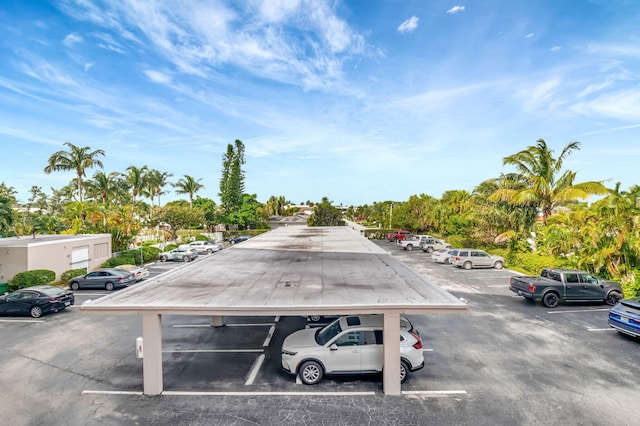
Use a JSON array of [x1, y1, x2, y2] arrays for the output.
[[398, 235, 432, 251], [421, 237, 451, 253]]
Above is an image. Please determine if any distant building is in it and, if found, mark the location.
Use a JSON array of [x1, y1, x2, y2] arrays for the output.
[[0, 234, 112, 282]]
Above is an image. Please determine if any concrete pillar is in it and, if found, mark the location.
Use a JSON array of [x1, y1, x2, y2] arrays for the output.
[[383, 312, 401, 395], [210, 315, 224, 327], [142, 313, 163, 395]]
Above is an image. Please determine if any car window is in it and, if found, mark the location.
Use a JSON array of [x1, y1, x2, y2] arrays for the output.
[[565, 273, 579, 283], [362, 330, 379, 345], [374, 330, 383, 344], [316, 320, 343, 346], [20, 291, 37, 300], [335, 331, 361, 346], [580, 274, 599, 285], [458, 251, 468, 257], [87, 272, 100, 278]]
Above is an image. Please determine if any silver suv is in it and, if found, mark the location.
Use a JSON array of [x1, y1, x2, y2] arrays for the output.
[[451, 249, 504, 269], [281, 315, 424, 385]]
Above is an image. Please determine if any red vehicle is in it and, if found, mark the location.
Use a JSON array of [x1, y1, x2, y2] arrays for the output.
[[386, 230, 411, 242]]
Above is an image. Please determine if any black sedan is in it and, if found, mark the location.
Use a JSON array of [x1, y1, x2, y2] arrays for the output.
[[0, 286, 75, 318], [230, 235, 252, 244]]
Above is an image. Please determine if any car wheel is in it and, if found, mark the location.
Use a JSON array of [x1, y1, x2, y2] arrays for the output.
[[206, 249, 213, 254], [606, 291, 622, 306], [406, 244, 413, 251], [105, 282, 115, 291], [463, 261, 472, 270], [542, 292, 560, 308], [159, 256, 167, 262], [70, 281, 80, 291], [400, 360, 410, 383], [426, 247, 434, 254], [30, 306, 43, 318], [299, 360, 323, 385], [308, 315, 322, 322], [494, 261, 504, 269], [444, 258, 451, 265]]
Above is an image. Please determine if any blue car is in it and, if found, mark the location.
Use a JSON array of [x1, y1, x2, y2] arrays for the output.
[[608, 297, 640, 339]]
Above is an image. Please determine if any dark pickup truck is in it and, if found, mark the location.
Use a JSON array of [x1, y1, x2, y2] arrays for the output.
[[509, 268, 624, 308]]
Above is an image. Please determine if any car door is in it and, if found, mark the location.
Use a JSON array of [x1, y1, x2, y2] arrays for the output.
[[562, 272, 582, 300], [0, 292, 23, 314], [84, 271, 105, 289], [359, 330, 384, 372], [577, 273, 607, 301], [326, 330, 363, 373], [3, 291, 35, 315]]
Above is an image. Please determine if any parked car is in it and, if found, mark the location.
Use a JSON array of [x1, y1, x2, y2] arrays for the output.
[[114, 264, 150, 281], [230, 235, 251, 245], [386, 230, 411, 242], [608, 298, 640, 339], [420, 237, 452, 254], [158, 248, 197, 262], [431, 248, 455, 264], [0, 286, 74, 318], [68, 268, 136, 291], [179, 240, 224, 254], [281, 315, 424, 385], [399, 235, 431, 251], [451, 249, 504, 269]]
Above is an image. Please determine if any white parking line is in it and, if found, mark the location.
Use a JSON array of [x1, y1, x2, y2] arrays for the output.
[[0, 319, 45, 323], [548, 308, 610, 314], [163, 349, 264, 353], [245, 354, 265, 385], [82, 389, 466, 397], [587, 328, 616, 332], [172, 323, 275, 328], [402, 390, 468, 396], [83, 390, 143, 395], [263, 325, 276, 347]]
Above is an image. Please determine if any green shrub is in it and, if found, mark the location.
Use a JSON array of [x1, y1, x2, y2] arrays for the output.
[[60, 268, 87, 284], [162, 244, 179, 252], [101, 256, 137, 268], [9, 269, 56, 291], [194, 234, 209, 241]]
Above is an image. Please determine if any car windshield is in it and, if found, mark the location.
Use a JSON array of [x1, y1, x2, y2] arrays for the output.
[[316, 318, 343, 345]]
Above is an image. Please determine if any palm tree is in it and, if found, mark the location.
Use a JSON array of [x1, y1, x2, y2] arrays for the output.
[[122, 165, 149, 219], [492, 139, 607, 224], [44, 142, 105, 203], [146, 169, 173, 208], [85, 171, 123, 204], [174, 175, 204, 208]]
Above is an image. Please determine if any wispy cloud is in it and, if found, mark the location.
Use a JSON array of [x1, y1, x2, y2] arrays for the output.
[[525, 33, 534, 38], [397, 16, 419, 33], [447, 6, 466, 14], [62, 33, 83, 46], [144, 70, 172, 84], [549, 46, 561, 52]]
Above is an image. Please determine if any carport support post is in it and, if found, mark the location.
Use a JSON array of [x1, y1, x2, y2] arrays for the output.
[[383, 312, 401, 395], [142, 313, 163, 396], [210, 315, 224, 327]]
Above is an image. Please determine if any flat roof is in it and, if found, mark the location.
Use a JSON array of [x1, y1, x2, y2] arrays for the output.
[[0, 233, 111, 248], [81, 226, 467, 316]]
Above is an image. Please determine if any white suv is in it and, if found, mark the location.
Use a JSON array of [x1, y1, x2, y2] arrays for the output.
[[281, 315, 424, 385], [178, 240, 224, 254]]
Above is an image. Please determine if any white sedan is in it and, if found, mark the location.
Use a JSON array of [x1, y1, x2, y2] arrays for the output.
[[431, 248, 455, 264]]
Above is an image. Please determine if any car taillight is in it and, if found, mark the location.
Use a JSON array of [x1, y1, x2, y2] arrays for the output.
[[528, 284, 536, 293], [411, 332, 423, 349], [455, 257, 461, 261]]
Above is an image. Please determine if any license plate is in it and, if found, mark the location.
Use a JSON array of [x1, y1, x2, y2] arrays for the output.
[[65, 301, 71, 306], [620, 316, 629, 323]]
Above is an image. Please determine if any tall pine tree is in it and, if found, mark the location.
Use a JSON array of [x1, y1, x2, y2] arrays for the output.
[[219, 139, 246, 216]]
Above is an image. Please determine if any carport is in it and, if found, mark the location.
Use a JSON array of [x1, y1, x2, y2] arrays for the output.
[[81, 226, 466, 396]]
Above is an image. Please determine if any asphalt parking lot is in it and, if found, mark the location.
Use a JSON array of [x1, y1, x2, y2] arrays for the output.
[[1, 242, 639, 425]]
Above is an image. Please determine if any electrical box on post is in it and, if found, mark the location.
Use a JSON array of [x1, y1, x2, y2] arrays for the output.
[[136, 336, 143, 359]]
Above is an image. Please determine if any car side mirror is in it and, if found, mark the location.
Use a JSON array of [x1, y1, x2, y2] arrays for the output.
[[330, 344, 338, 351]]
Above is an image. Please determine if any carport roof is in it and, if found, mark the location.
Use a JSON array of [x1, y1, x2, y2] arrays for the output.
[[80, 226, 467, 316]]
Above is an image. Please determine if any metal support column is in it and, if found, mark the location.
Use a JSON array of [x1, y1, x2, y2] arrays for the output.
[[142, 313, 163, 395], [383, 312, 401, 395]]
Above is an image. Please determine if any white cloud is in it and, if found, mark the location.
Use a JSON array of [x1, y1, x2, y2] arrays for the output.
[[143, 70, 172, 84], [62, 33, 83, 46], [525, 32, 534, 38], [447, 6, 466, 14], [549, 46, 561, 52], [397, 16, 419, 33], [84, 62, 95, 72]]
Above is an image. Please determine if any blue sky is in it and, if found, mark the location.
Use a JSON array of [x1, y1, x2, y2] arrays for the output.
[[1, 0, 639, 206]]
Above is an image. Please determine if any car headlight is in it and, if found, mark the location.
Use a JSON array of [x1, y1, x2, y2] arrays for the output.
[[281, 349, 297, 356]]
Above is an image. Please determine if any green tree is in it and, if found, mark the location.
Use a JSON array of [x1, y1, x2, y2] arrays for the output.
[[307, 197, 343, 226], [228, 194, 263, 230], [173, 175, 204, 208], [44, 142, 105, 203], [219, 139, 246, 216], [494, 139, 607, 224], [0, 194, 15, 236], [85, 171, 125, 204], [146, 169, 173, 208], [193, 196, 219, 231], [123, 165, 149, 219], [153, 204, 205, 240]]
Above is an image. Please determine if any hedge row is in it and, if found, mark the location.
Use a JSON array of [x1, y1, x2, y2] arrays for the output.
[[9, 269, 56, 291]]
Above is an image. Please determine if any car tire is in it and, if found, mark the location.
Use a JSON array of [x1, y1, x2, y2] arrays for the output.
[[105, 282, 115, 291], [493, 261, 504, 269], [30, 306, 43, 318], [400, 360, 410, 383], [606, 291, 622, 306], [463, 261, 473, 270], [426, 247, 434, 254], [206, 249, 213, 254], [183, 256, 189, 262], [299, 360, 323, 385], [308, 315, 322, 322], [70, 282, 80, 291], [406, 244, 413, 251], [159, 256, 167, 262], [542, 292, 560, 308]]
